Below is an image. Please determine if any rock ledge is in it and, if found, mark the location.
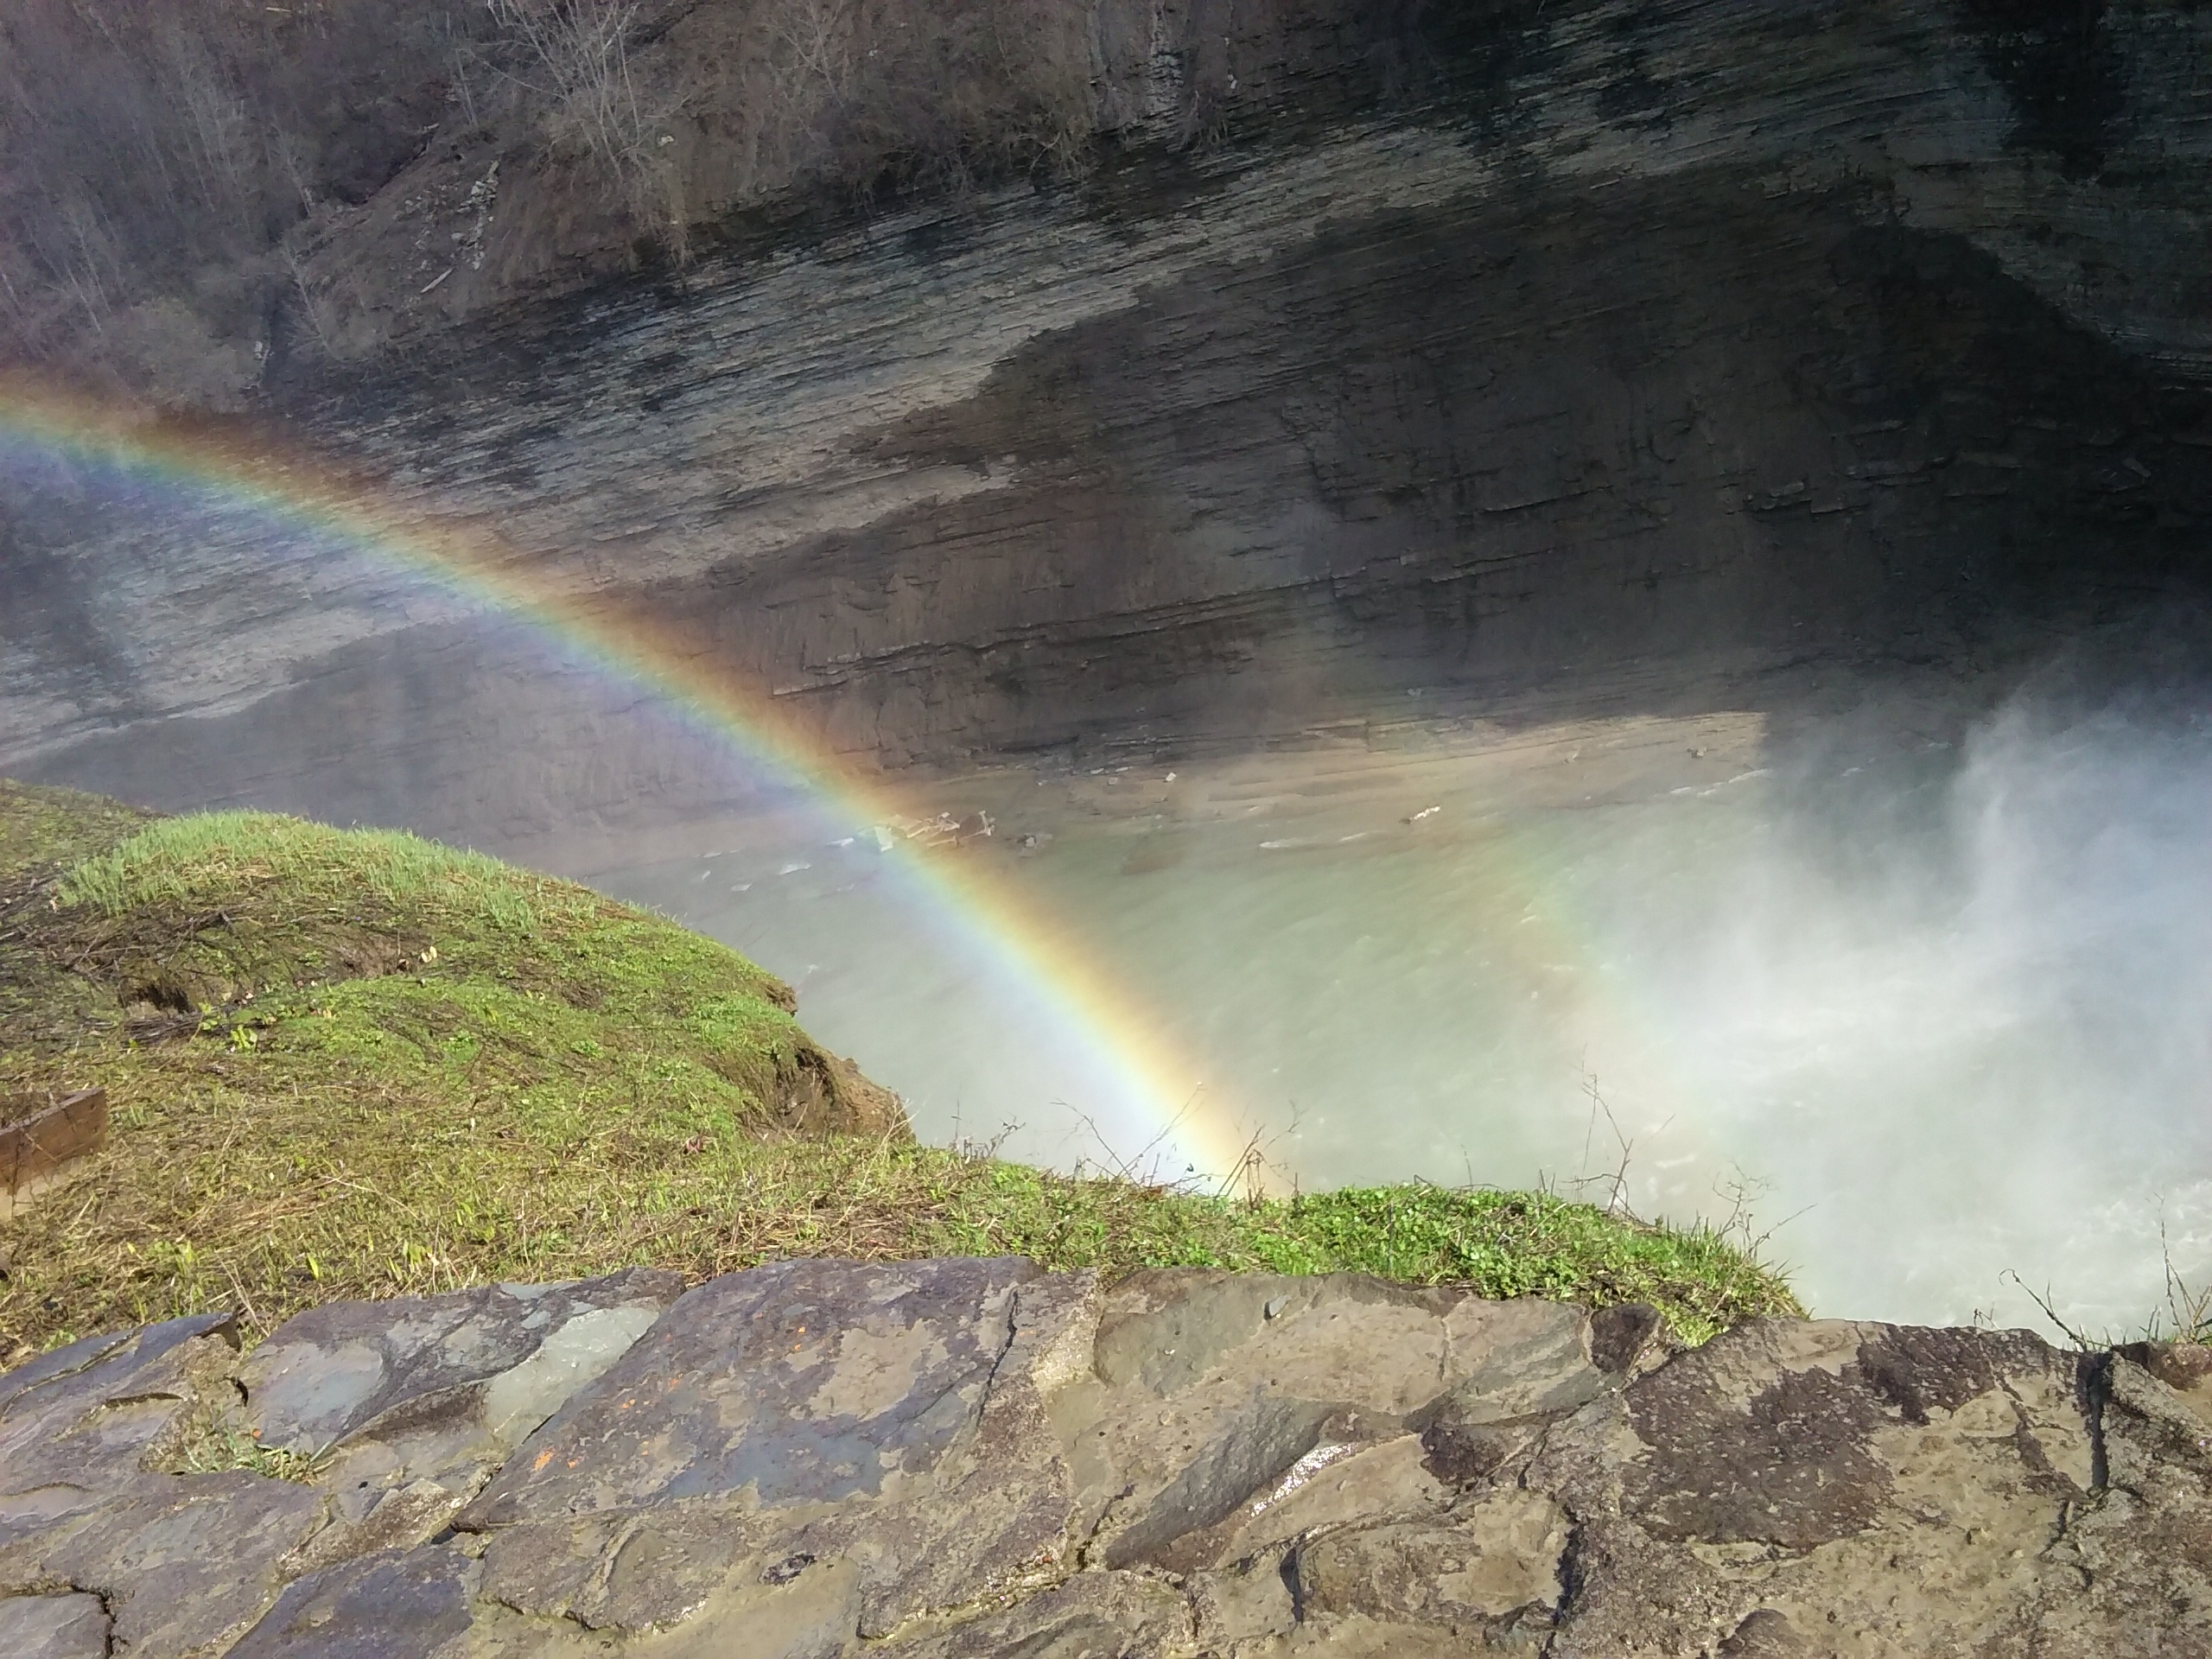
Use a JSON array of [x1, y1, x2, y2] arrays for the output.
[[1, 1257, 2206, 1656]]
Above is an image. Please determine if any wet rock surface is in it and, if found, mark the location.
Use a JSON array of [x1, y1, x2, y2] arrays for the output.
[[1, 1258, 2208, 1656]]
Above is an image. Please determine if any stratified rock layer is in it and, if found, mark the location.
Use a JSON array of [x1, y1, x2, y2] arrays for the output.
[[2, 1257, 2207, 1656], [9, 3, 2212, 850]]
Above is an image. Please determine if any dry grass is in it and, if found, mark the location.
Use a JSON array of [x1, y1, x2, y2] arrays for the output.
[[3, 1111, 1799, 1367], [0, 779, 1802, 1367]]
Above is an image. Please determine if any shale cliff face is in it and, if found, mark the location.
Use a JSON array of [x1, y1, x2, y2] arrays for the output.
[[3, 1259, 2210, 1657], [8, 3, 2212, 846]]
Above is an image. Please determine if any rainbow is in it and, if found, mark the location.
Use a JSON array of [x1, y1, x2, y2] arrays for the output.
[[0, 374, 1254, 1182]]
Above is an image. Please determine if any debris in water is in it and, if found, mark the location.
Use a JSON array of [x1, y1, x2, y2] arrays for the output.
[[875, 812, 994, 849], [1405, 805, 1440, 823]]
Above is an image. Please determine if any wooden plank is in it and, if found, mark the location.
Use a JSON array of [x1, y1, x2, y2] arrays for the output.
[[0, 1089, 109, 1215]]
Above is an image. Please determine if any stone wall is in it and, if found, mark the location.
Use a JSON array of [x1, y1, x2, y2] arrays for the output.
[[3, 1256, 2209, 1656]]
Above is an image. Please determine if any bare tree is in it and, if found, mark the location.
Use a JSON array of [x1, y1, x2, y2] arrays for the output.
[[487, 0, 685, 253], [155, 19, 261, 238], [772, 0, 856, 113], [0, 0, 1153, 392]]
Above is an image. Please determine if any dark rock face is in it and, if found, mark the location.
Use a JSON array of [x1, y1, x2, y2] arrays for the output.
[[454, 1256, 1077, 1641], [229, 1548, 480, 1659], [2, 1259, 2209, 1655], [8, 3, 2212, 849]]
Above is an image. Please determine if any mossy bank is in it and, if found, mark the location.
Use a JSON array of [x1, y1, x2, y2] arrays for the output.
[[0, 779, 1799, 1362]]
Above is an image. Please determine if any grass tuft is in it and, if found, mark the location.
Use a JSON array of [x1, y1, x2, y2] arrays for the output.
[[0, 780, 1800, 1364], [60, 810, 546, 928], [170, 1421, 325, 1484]]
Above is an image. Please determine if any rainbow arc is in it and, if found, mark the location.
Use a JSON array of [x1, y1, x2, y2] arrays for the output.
[[0, 376, 1249, 1181]]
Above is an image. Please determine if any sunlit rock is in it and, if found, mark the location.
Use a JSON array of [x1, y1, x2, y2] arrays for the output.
[[3, 1258, 2204, 1655]]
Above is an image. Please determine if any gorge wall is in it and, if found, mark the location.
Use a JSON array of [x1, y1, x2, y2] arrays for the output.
[[7, 1, 2212, 849]]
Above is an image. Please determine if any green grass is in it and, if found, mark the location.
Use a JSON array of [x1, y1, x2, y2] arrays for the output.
[[15, 800, 894, 1135], [0, 780, 1801, 1363], [60, 809, 549, 923], [0, 779, 156, 880]]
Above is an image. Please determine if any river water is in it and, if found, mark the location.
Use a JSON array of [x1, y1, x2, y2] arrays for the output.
[[588, 687, 2212, 1336]]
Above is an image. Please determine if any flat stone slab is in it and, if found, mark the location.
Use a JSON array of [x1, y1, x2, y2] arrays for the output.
[[460, 1255, 1080, 1639], [0, 1261, 2208, 1656], [0, 1312, 238, 1505], [0, 1592, 111, 1659], [461, 1256, 1033, 1522], [243, 1267, 683, 1529], [227, 1547, 480, 1659], [1, 1473, 327, 1659]]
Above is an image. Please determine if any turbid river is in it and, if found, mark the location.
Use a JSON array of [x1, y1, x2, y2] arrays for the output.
[[587, 682, 2212, 1337]]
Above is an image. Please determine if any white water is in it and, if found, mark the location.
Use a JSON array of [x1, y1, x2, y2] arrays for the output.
[[593, 688, 2212, 1335]]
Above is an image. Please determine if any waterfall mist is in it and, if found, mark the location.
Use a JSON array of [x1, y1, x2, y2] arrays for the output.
[[1565, 683, 2212, 1333], [594, 662, 2212, 1337]]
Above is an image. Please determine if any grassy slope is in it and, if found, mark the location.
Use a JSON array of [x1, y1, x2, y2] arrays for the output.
[[0, 780, 1801, 1363]]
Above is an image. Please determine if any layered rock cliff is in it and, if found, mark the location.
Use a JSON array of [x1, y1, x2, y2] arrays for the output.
[[9, 1, 2212, 849], [4, 1257, 2209, 1656]]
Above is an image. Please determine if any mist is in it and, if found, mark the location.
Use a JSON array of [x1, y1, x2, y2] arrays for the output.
[[1567, 685, 2212, 1333], [590, 670, 2212, 1338]]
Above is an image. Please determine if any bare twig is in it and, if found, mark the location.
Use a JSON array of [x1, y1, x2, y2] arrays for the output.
[[2159, 1217, 2211, 1343], [486, 0, 686, 253], [1567, 1069, 1637, 1218], [2002, 1270, 2097, 1352]]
